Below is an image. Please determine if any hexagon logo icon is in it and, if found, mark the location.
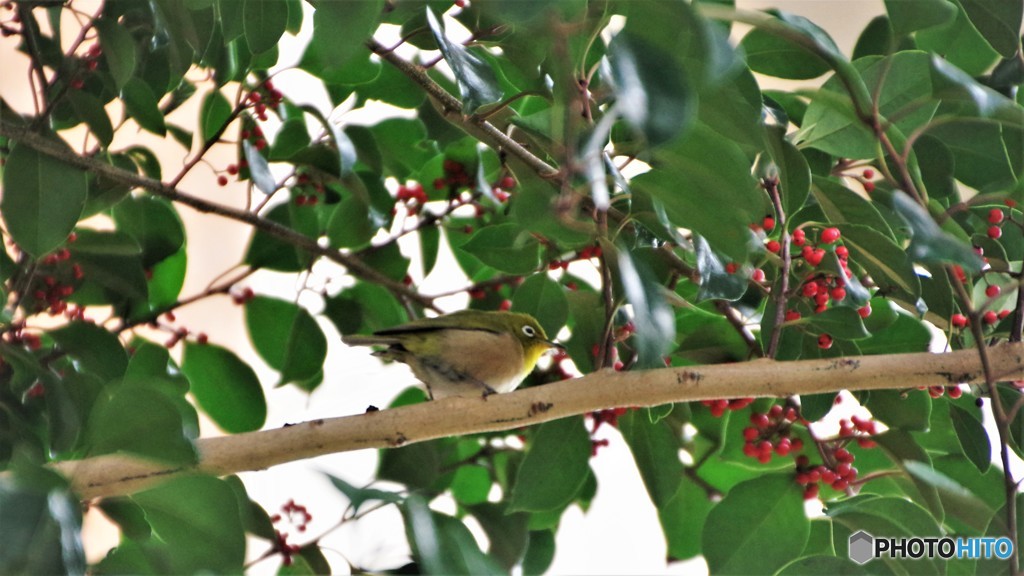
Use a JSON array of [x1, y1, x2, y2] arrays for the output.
[[849, 530, 874, 565]]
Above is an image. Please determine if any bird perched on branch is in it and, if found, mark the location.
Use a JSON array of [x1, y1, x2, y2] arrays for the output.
[[342, 310, 562, 400]]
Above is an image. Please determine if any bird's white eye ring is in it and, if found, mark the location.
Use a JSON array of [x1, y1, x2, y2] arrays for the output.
[[522, 325, 536, 337]]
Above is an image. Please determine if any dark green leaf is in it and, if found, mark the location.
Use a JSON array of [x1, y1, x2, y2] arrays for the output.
[[299, 104, 357, 177], [460, 223, 540, 275], [864, 389, 931, 431], [930, 55, 1024, 125], [50, 321, 128, 382], [132, 475, 246, 573], [509, 416, 590, 512], [703, 474, 809, 574], [1, 142, 87, 257], [327, 194, 377, 250], [949, 403, 991, 473], [741, 27, 830, 79], [813, 178, 894, 239], [244, 201, 318, 272], [618, 245, 676, 368], [324, 473, 403, 514], [243, 139, 276, 194], [884, 0, 956, 35], [181, 342, 266, 433], [469, 503, 529, 570], [306, 0, 383, 73], [903, 460, 994, 533], [522, 529, 555, 576], [763, 128, 811, 215], [67, 91, 114, 147], [270, 118, 310, 161], [95, 17, 136, 90], [695, 235, 748, 302], [97, 497, 152, 541], [401, 494, 504, 575], [426, 8, 503, 114], [917, 4, 1000, 76], [87, 387, 198, 464], [148, 247, 187, 308], [511, 274, 569, 338], [794, 306, 870, 339], [245, 296, 327, 387], [0, 478, 84, 576], [659, 476, 713, 561], [837, 223, 920, 298], [199, 89, 232, 145], [892, 192, 985, 270], [958, 0, 1022, 58], [243, 0, 288, 55], [112, 195, 185, 268], [122, 78, 167, 136], [608, 30, 694, 147]]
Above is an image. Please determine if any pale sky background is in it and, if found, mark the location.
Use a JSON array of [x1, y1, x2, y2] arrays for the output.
[[2, 1, 889, 573]]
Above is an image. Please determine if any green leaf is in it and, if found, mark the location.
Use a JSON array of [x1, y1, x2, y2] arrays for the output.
[[402, 494, 504, 575], [87, 387, 198, 464], [50, 321, 128, 382], [863, 389, 931, 431], [695, 235, 748, 302], [659, 476, 713, 561], [958, 0, 1022, 58], [112, 195, 185, 268], [327, 194, 377, 250], [122, 78, 167, 136], [509, 416, 590, 512], [324, 473, 403, 514], [69, 229, 149, 307], [67, 91, 114, 147], [608, 30, 694, 147], [181, 342, 266, 433], [244, 296, 327, 387], [148, 247, 187, 308], [1, 142, 87, 257], [0, 477, 84, 576], [426, 7, 503, 114], [884, 0, 957, 35], [522, 529, 555, 575], [903, 460, 994, 533], [741, 26, 830, 80], [450, 465, 491, 505], [244, 201, 318, 272], [619, 409, 683, 508], [306, 0, 383, 73], [243, 0, 288, 55], [460, 223, 540, 275], [892, 192, 985, 271], [469, 503, 529, 570], [837, 223, 920, 298], [812, 178, 894, 239], [636, 124, 763, 262], [929, 55, 1024, 125], [703, 474, 810, 575], [511, 274, 569, 338], [828, 495, 944, 574], [949, 403, 991, 473], [95, 17, 137, 90], [299, 104, 357, 177], [917, 4, 1000, 76], [132, 475, 246, 573], [270, 118, 310, 161], [199, 89, 232, 145], [243, 139, 276, 194], [618, 245, 676, 368], [795, 306, 870, 339], [763, 128, 811, 215]]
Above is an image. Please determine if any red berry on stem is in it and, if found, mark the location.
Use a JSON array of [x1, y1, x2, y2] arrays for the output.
[[785, 310, 801, 322], [752, 269, 766, 282], [858, 304, 872, 318], [862, 168, 874, 179], [766, 240, 781, 253], [725, 262, 739, 274], [792, 229, 806, 246], [988, 225, 1002, 239], [983, 310, 998, 325], [830, 286, 846, 301], [989, 208, 1004, 224], [762, 216, 775, 231], [951, 313, 968, 328], [863, 181, 875, 193], [986, 285, 1001, 298], [217, 175, 228, 186], [817, 333, 833, 349], [821, 227, 841, 244]]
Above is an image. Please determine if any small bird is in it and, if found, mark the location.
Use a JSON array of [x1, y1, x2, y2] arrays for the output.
[[342, 310, 562, 400]]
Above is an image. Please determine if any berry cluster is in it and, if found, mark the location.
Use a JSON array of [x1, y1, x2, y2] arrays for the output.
[[587, 407, 630, 456], [269, 499, 313, 566], [246, 79, 284, 123], [549, 244, 602, 272], [240, 124, 268, 152], [2, 320, 42, 351], [69, 43, 103, 90], [741, 404, 804, 463], [396, 181, 428, 214], [24, 234, 85, 317], [701, 397, 755, 417]]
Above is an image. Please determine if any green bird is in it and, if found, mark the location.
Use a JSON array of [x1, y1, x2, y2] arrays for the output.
[[342, 310, 562, 399]]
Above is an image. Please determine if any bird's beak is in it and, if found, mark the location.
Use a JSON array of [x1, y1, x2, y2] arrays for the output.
[[546, 340, 566, 351]]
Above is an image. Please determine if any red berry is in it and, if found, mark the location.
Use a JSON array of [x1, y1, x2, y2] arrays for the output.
[[821, 227, 841, 244], [802, 282, 818, 298], [766, 240, 781, 253], [989, 208, 1005, 224], [949, 312, 966, 327], [499, 175, 516, 189], [743, 427, 759, 441], [1005, 199, 1017, 208], [830, 286, 846, 301], [499, 299, 512, 311], [835, 245, 849, 259], [988, 225, 1002, 239], [983, 310, 998, 325], [806, 249, 825, 267], [752, 269, 766, 282], [952, 265, 967, 283], [217, 175, 228, 186], [803, 484, 820, 500], [785, 310, 801, 322], [817, 334, 833, 349], [792, 229, 806, 246], [725, 262, 739, 274], [947, 386, 963, 399], [863, 181, 875, 193], [858, 304, 872, 318], [751, 413, 770, 428], [862, 168, 874, 179], [762, 216, 775, 231], [999, 309, 1011, 319], [986, 285, 1001, 298]]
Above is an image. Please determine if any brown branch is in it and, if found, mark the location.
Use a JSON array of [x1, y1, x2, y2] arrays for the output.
[[764, 176, 790, 359], [50, 344, 1024, 500], [0, 123, 438, 311]]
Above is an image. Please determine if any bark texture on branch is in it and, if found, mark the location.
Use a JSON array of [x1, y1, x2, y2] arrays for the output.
[[53, 344, 1024, 500]]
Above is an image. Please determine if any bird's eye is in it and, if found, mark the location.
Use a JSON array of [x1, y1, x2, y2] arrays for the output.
[[522, 325, 536, 337]]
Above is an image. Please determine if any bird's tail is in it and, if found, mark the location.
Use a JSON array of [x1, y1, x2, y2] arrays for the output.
[[341, 334, 400, 348]]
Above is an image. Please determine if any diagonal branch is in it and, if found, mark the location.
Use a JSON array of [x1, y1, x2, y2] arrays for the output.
[[51, 343, 1024, 500], [0, 122, 438, 311]]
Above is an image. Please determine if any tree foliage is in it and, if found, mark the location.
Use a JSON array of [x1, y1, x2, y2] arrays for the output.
[[0, 0, 1023, 573]]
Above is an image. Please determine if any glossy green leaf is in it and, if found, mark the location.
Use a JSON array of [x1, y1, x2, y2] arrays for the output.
[[812, 178, 894, 238], [618, 245, 677, 368], [243, 0, 287, 55], [327, 194, 376, 250], [763, 128, 811, 215], [199, 89, 232, 145], [244, 201, 318, 272], [87, 387, 197, 464], [695, 235, 748, 302], [67, 91, 114, 147], [270, 118, 310, 161], [892, 192, 985, 271], [132, 475, 246, 573], [306, 0, 383, 73], [837, 223, 920, 298], [511, 274, 569, 338], [1, 142, 87, 257], [122, 78, 167, 136], [884, 0, 956, 35], [50, 321, 128, 382], [0, 478, 84, 576], [69, 229, 149, 306], [794, 306, 870, 339], [608, 30, 694, 147], [903, 460, 994, 533], [245, 296, 327, 387], [741, 27, 830, 79], [509, 416, 590, 512], [460, 223, 540, 275], [181, 342, 266, 433], [929, 55, 1024, 125], [324, 473, 403, 514], [864, 389, 931, 431], [95, 17, 136, 90], [243, 139, 276, 194], [426, 7, 502, 114], [917, 5, 1000, 75], [703, 474, 810, 574], [112, 195, 185, 268], [958, 0, 1022, 58], [949, 403, 991, 473], [402, 494, 504, 575]]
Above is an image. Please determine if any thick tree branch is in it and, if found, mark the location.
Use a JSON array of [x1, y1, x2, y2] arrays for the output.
[[52, 344, 1024, 500], [0, 122, 438, 311]]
